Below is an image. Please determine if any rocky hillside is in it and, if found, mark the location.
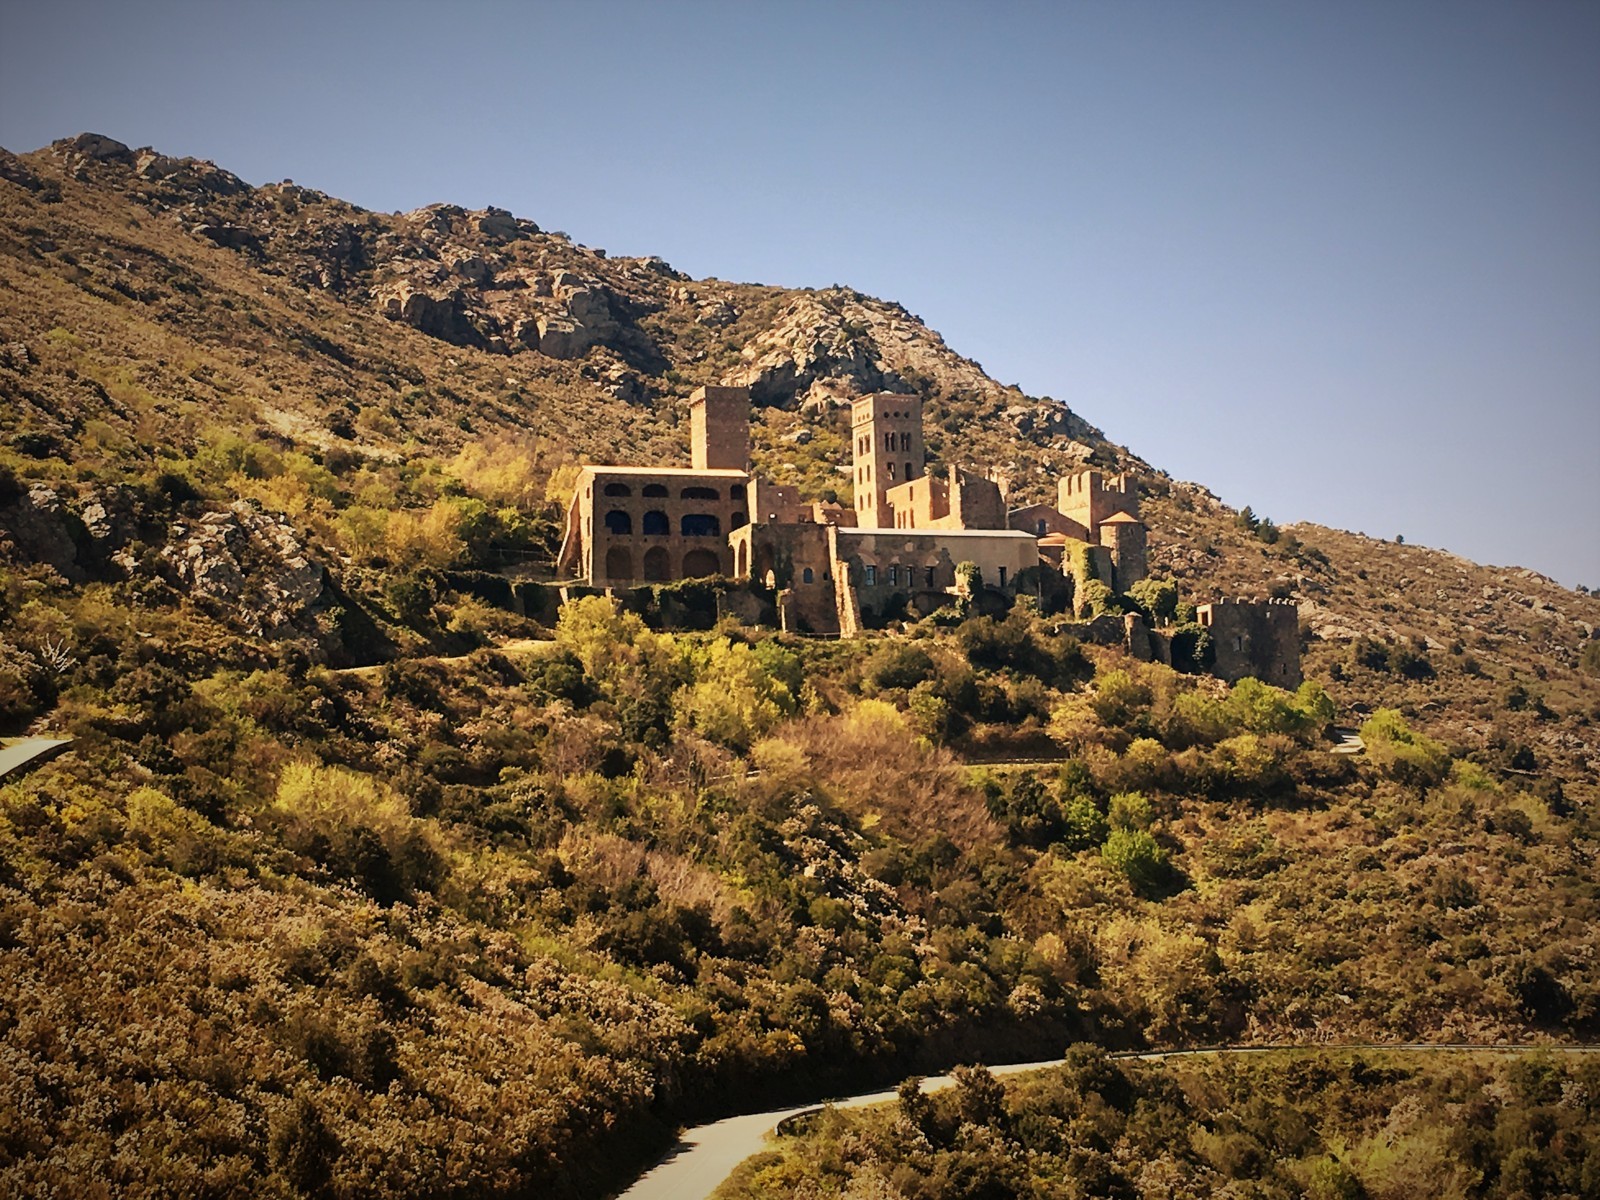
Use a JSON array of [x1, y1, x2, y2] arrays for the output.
[[2, 133, 1598, 1200], [1, 131, 1596, 779]]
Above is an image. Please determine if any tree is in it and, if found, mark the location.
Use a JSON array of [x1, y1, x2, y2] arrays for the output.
[[1360, 708, 1450, 787], [1127, 578, 1179, 623]]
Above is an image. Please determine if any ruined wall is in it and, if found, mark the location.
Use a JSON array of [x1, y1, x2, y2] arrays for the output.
[[731, 521, 838, 633], [1196, 598, 1302, 687]]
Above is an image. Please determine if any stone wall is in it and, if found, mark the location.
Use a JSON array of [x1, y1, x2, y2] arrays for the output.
[[689, 385, 750, 471], [1196, 598, 1302, 686]]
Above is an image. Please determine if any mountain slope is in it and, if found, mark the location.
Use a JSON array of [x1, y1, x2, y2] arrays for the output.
[[0, 134, 1597, 1200]]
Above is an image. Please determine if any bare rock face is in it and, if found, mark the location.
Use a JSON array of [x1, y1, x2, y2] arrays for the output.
[[161, 504, 329, 637], [377, 285, 487, 348], [0, 486, 90, 582]]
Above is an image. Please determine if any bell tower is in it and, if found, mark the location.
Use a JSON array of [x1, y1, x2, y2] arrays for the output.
[[851, 393, 924, 527]]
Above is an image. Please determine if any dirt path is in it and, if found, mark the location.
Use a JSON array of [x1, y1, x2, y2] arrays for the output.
[[333, 637, 559, 678]]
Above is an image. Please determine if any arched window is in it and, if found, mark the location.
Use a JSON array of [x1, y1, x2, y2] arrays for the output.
[[643, 546, 671, 581], [1036, 518, 1048, 535], [887, 462, 896, 481], [604, 546, 633, 581], [642, 483, 669, 498], [642, 510, 669, 535], [801, 567, 814, 584], [681, 485, 720, 500], [603, 510, 632, 535], [683, 548, 721, 578], [730, 483, 746, 501], [905, 462, 913, 480], [680, 513, 720, 537], [603, 482, 632, 497], [731, 510, 748, 529]]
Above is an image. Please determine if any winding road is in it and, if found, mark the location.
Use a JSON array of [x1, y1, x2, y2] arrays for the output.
[[613, 1043, 1599, 1200]]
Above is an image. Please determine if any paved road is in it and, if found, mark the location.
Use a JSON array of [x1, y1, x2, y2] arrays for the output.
[[0, 737, 73, 780], [613, 1043, 1599, 1200]]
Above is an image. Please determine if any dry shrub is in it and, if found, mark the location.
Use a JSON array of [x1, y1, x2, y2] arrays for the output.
[[777, 700, 1000, 848]]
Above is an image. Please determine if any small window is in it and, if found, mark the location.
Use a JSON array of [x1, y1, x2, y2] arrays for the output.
[[642, 510, 669, 535], [681, 485, 720, 500], [643, 483, 669, 498], [924, 566, 935, 588], [730, 483, 746, 501], [887, 462, 896, 481], [802, 567, 814, 584], [864, 565, 877, 586], [889, 565, 899, 586], [731, 510, 748, 529], [884, 432, 894, 451], [604, 510, 632, 535], [998, 566, 1007, 587], [905, 462, 914, 479], [603, 482, 632, 497], [1036, 518, 1047, 535]]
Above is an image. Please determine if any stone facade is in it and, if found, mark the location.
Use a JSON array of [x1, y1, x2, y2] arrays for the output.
[[1196, 598, 1302, 687], [557, 466, 750, 586]]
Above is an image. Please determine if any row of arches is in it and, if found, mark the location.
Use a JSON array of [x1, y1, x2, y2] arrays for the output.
[[602, 482, 745, 501], [603, 545, 722, 582], [603, 510, 727, 536]]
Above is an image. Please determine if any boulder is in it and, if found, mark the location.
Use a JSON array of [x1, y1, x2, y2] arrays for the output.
[[0, 486, 89, 581], [60, 132, 134, 164], [535, 315, 588, 359], [475, 207, 521, 240]]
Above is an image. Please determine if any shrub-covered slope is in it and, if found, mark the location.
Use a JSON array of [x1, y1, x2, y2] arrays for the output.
[[0, 134, 1597, 1198]]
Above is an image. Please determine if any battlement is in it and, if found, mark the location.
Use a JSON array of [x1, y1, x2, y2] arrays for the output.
[[1058, 468, 1140, 532]]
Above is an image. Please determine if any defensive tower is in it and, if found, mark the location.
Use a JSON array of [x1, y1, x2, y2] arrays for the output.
[[690, 385, 750, 471]]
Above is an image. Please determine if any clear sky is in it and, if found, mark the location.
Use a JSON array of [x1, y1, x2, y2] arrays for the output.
[[3, 1, 1597, 586]]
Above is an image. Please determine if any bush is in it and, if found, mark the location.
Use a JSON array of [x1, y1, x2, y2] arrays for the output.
[[1361, 708, 1451, 788], [1102, 828, 1169, 893]]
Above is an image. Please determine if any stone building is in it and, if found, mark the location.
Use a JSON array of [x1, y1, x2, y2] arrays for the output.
[[1196, 598, 1302, 686], [555, 384, 1299, 687], [556, 385, 754, 586]]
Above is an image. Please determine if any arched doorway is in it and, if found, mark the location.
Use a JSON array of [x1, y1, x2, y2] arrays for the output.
[[736, 541, 748, 578], [603, 546, 633, 583], [682, 548, 721, 578], [643, 546, 671, 581]]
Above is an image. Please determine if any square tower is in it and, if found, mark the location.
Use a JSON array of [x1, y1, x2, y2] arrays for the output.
[[851, 393, 925, 527], [690, 385, 750, 471], [1058, 469, 1139, 532]]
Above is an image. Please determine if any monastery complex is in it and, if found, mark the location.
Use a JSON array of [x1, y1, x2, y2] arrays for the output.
[[557, 386, 1299, 684]]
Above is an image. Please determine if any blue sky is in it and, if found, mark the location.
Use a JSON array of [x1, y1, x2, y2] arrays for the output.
[[3, 1, 1597, 586]]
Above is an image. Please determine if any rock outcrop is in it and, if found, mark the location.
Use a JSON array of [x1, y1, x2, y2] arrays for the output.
[[160, 503, 330, 638]]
